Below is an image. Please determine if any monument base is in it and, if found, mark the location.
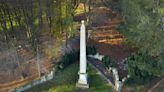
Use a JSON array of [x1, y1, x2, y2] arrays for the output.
[[76, 83, 89, 89], [76, 73, 89, 89]]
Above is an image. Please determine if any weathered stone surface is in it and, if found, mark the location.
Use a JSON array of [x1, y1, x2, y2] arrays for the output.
[[77, 20, 89, 88]]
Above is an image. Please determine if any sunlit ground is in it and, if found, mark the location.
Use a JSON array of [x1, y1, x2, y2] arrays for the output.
[[74, 3, 89, 15]]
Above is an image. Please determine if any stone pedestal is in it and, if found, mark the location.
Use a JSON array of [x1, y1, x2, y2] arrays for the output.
[[76, 73, 89, 88], [76, 20, 89, 88]]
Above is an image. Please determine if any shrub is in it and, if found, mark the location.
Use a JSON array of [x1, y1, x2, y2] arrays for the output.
[[58, 50, 79, 70], [102, 56, 111, 69], [87, 46, 97, 55], [126, 51, 162, 85], [102, 56, 117, 69], [58, 46, 97, 70]]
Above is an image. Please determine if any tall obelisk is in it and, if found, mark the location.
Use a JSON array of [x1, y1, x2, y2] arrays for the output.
[[76, 20, 89, 88]]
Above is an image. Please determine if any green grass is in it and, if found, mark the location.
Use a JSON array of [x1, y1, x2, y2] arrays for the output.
[[26, 62, 113, 92]]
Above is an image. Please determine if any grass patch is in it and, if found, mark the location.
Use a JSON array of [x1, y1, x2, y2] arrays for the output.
[[26, 62, 113, 92]]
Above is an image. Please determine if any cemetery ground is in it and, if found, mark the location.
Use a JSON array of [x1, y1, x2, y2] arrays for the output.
[[26, 62, 113, 92], [0, 1, 163, 92]]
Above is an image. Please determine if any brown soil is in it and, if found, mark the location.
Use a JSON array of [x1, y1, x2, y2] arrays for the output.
[[86, 6, 136, 79], [0, 34, 55, 91]]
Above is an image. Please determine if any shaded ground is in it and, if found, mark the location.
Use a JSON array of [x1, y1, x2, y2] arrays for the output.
[[0, 33, 56, 91], [151, 78, 164, 92], [122, 78, 162, 92]]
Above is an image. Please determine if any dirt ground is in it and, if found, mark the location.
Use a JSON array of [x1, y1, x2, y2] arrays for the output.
[[0, 33, 56, 91]]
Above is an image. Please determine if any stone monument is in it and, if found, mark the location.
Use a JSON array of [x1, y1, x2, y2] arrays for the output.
[[76, 20, 89, 88]]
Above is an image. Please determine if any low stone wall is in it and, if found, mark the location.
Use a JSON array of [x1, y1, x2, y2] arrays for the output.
[[10, 68, 55, 92]]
